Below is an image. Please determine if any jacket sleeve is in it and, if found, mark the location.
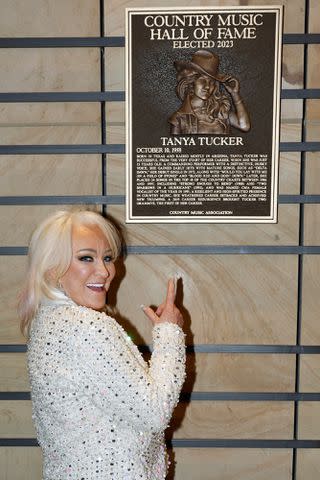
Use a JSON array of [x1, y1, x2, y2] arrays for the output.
[[69, 305, 186, 433]]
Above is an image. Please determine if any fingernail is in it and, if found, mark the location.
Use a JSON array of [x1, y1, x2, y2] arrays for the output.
[[170, 273, 181, 280], [139, 304, 146, 310]]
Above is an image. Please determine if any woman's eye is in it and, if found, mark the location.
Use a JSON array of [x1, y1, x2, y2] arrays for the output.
[[104, 256, 112, 263], [78, 256, 93, 262]]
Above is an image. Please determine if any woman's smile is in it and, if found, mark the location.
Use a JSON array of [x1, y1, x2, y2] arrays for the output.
[[86, 283, 106, 292]]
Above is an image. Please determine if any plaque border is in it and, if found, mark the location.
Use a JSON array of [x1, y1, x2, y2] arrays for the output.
[[126, 5, 283, 224]]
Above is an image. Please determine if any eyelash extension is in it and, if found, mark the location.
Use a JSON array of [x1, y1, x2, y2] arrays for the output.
[[78, 256, 93, 261], [78, 255, 114, 262]]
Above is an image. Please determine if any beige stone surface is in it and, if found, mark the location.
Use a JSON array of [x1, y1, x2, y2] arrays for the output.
[[0, 124, 100, 145], [307, 45, 320, 89], [0, 257, 27, 344], [171, 401, 293, 439], [106, 102, 125, 124], [304, 205, 320, 245], [173, 448, 292, 480], [0, 447, 42, 480], [0, 206, 104, 246], [105, 47, 125, 91], [0, 48, 100, 92], [187, 353, 295, 392], [0, 353, 29, 391], [306, 123, 320, 143], [105, 101, 125, 143], [280, 121, 302, 142], [297, 450, 320, 480], [309, 0, 319, 33], [281, 99, 303, 123], [301, 256, 320, 345], [306, 99, 320, 123], [109, 204, 299, 246], [305, 152, 320, 194], [0, 103, 101, 145], [106, 154, 125, 195], [0, 401, 36, 438], [278, 153, 301, 194], [0, 0, 99, 37], [112, 254, 298, 345], [299, 402, 320, 439], [305, 99, 320, 142], [106, 124, 124, 145], [300, 355, 320, 392], [0, 155, 101, 196], [0, 103, 100, 124], [282, 45, 304, 90]]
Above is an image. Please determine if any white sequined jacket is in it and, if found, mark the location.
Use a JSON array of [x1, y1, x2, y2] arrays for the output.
[[27, 299, 186, 480]]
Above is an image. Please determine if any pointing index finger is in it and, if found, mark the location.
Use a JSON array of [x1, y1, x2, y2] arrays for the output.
[[165, 277, 176, 305]]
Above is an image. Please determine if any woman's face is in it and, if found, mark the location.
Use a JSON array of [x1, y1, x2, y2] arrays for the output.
[[193, 75, 216, 100], [59, 223, 116, 310]]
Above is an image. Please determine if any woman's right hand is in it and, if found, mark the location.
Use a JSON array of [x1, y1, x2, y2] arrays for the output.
[[142, 278, 184, 328], [224, 76, 240, 96]]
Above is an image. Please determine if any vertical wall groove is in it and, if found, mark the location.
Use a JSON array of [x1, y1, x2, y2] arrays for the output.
[[292, 0, 310, 478], [100, 0, 107, 216]]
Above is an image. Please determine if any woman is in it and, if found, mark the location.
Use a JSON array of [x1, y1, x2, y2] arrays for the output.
[[19, 209, 186, 480], [169, 49, 251, 135]]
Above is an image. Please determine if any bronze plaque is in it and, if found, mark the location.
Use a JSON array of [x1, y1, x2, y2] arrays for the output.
[[126, 6, 283, 223]]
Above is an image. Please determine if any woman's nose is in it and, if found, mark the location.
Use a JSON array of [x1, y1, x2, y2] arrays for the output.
[[96, 260, 110, 277]]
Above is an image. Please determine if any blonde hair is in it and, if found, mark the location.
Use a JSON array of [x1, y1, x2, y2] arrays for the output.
[[18, 209, 122, 337]]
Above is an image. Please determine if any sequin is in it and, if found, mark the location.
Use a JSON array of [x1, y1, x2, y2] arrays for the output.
[[27, 298, 186, 479]]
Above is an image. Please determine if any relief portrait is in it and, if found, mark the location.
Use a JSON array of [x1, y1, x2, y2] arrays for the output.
[[168, 50, 251, 135]]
